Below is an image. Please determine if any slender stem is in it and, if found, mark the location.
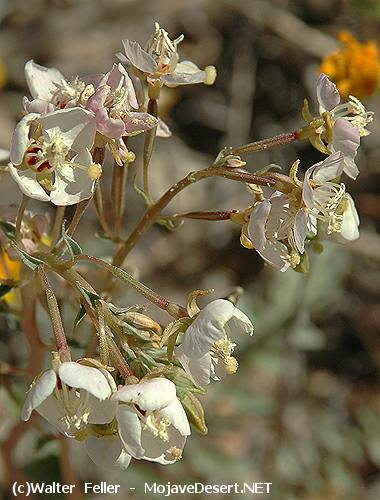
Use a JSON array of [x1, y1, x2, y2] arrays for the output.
[[50, 206, 66, 246], [93, 183, 113, 236], [172, 210, 237, 221], [59, 437, 81, 500], [230, 131, 299, 155], [75, 254, 187, 318], [20, 284, 46, 380], [113, 165, 275, 266], [107, 336, 134, 379], [55, 198, 91, 255], [15, 195, 29, 245], [143, 98, 158, 204], [38, 266, 70, 360], [112, 160, 128, 238]]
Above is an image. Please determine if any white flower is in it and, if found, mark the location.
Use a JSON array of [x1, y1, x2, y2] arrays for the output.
[[21, 361, 117, 438], [112, 378, 190, 465], [316, 74, 373, 179], [118, 22, 216, 87], [9, 108, 97, 205], [175, 299, 254, 386], [247, 192, 296, 272]]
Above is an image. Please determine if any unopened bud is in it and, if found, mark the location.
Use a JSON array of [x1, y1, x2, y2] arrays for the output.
[[225, 157, 246, 169], [124, 312, 161, 333]]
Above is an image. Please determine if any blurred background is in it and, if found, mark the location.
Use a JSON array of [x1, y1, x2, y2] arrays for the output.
[[1, 0, 380, 498]]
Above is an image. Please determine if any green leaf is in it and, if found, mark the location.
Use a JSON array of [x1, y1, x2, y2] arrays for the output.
[[73, 303, 86, 331], [0, 220, 16, 240], [61, 222, 82, 260], [9, 242, 45, 271], [0, 283, 13, 298], [78, 286, 101, 307], [133, 174, 151, 206], [181, 392, 208, 434], [164, 365, 206, 397]]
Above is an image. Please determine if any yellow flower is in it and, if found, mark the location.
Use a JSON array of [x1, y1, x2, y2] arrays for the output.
[[320, 31, 380, 100], [0, 249, 21, 305]]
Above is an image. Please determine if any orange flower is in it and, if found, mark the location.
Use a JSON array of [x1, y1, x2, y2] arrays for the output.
[[0, 249, 21, 305], [320, 31, 380, 100]]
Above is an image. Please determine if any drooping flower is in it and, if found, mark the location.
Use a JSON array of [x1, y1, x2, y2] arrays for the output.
[[111, 378, 190, 464], [9, 108, 99, 205], [118, 22, 216, 88], [320, 31, 380, 100], [175, 299, 254, 386], [310, 73, 373, 179], [22, 359, 118, 438]]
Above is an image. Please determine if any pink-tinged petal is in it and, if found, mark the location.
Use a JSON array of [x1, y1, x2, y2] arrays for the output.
[[114, 378, 176, 410], [40, 108, 96, 153], [121, 40, 157, 74], [21, 369, 57, 421], [303, 166, 316, 209], [248, 199, 271, 252], [10, 113, 39, 165], [23, 97, 55, 115], [25, 60, 65, 101], [331, 119, 360, 179], [124, 112, 157, 135], [94, 108, 126, 139], [116, 404, 144, 458], [317, 73, 340, 113], [58, 362, 112, 400], [9, 165, 50, 202], [293, 209, 307, 253], [85, 436, 131, 470], [86, 86, 107, 113], [312, 151, 345, 182], [257, 239, 290, 272], [106, 63, 139, 110]]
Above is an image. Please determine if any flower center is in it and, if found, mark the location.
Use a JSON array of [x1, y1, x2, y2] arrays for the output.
[[143, 413, 171, 441], [55, 383, 91, 432], [332, 96, 373, 136], [145, 22, 184, 73], [211, 337, 239, 375]]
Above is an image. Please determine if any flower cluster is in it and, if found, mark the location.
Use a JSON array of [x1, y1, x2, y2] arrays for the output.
[[239, 74, 371, 271], [0, 22, 373, 475]]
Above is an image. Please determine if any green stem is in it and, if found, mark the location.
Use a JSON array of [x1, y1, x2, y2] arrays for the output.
[[143, 98, 158, 204], [75, 254, 187, 318], [50, 206, 66, 247], [15, 195, 28, 246]]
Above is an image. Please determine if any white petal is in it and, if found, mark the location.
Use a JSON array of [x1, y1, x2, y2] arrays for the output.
[[114, 378, 176, 410], [10, 113, 39, 165], [339, 194, 360, 242], [25, 60, 65, 101], [257, 239, 290, 272], [181, 299, 235, 357], [248, 199, 271, 252], [293, 209, 307, 253], [176, 347, 212, 386], [50, 158, 94, 206], [331, 119, 360, 179], [317, 73, 340, 113], [116, 404, 144, 458], [227, 306, 254, 336], [58, 362, 112, 400], [87, 396, 118, 424], [159, 398, 191, 437], [162, 61, 206, 87], [156, 118, 172, 138], [40, 108, 96, 153], [140, 425, 187, 465], [312, 151, 345, 182], [21, 369, 57, 421], [9, 164, 50, 202], [121, 40, 157, 73], [85, 436, 131, 469]]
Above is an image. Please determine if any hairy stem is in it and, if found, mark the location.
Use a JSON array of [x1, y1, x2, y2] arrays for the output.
[[230, 131, 299, 155], [143, 98, 158, 204], [15, 195, 29, 245], [113, 165, 274, 266]]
